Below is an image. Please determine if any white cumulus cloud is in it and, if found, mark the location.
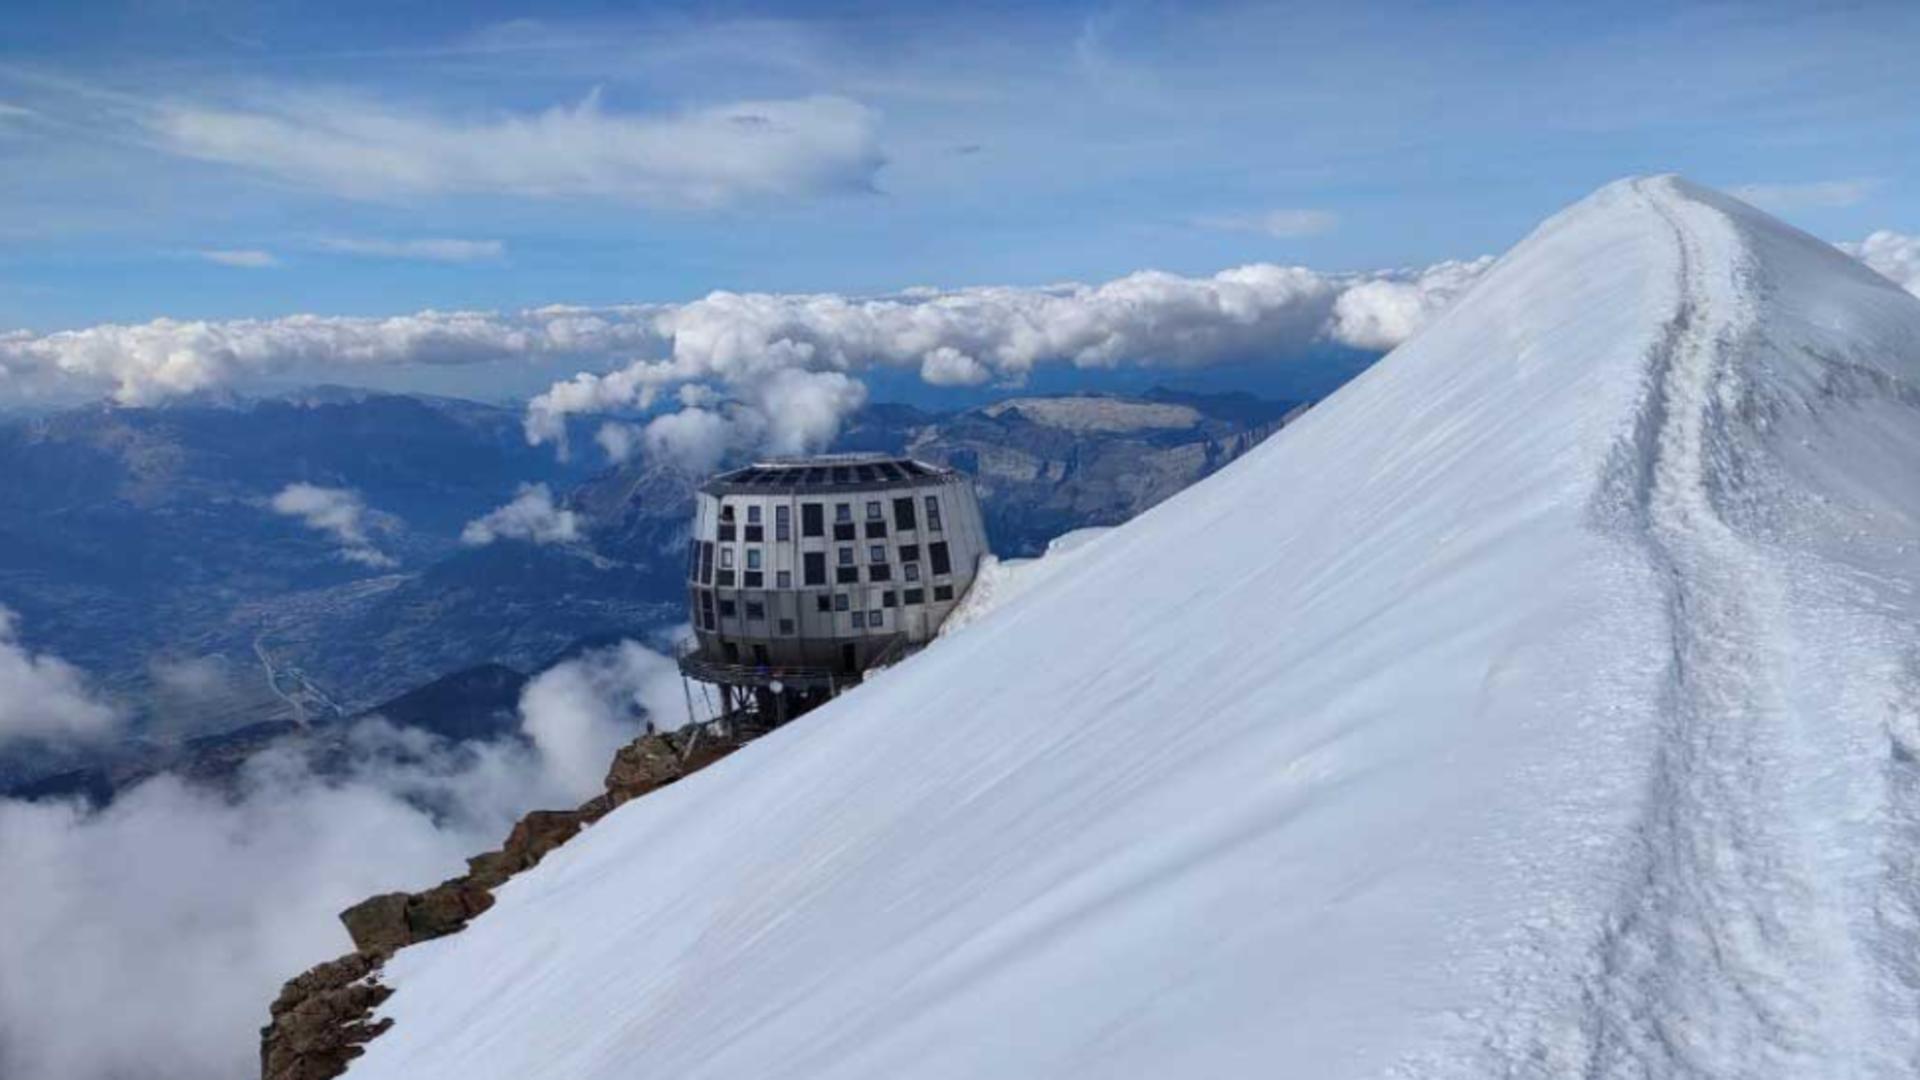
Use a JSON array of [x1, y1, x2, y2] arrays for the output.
[[461, 484, 581, 547], [268, 483, 396, 568], [0, 606, 119, 748], [1840, 230, 1920, 297], [149, 91, 882, 207], [0, 638, 698, 1080]]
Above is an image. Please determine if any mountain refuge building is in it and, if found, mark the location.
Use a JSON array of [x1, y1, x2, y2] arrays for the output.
[[677, 453, 990, 730]]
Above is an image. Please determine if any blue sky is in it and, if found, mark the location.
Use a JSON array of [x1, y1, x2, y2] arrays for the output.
[[2, 0, 1917, 336]]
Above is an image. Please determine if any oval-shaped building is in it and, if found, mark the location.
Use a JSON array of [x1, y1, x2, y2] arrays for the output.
[[679, 454, 989, 717]]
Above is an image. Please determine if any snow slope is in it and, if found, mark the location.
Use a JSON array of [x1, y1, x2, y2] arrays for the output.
[[346, 178, 1920, 1080]]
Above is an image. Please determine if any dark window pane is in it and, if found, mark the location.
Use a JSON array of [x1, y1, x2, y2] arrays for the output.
[[866, 500, 883, 519], [775, 505, 791, 541], [718, 523, 737, 542], [720, 599, 737, 617], [746, 602, 765, 620], [802, 503, 824, 537], [883, 590, 897, 608], [747, 505, 761, 523], [866, 520, 888, 539], [816, 595, 832, 613], [776, 570, 792, 589], [903, 588, 925, 605], [836, 566, 859, 584], [699, 542, 714, 584], [925, 495, 943, 531], [868, 609, 882, 626], [778, 618, 795, 635], [838, 546, 855, 565], [803, 552, 827, 586], [834, 522, 856, 541], [834, 593, 850, 611], [892, 497, 917, 531], [904, 563, 921, 582], [869, 564, 891, 582], [900, 544, 919, 562], [716, 569, 736, 587], [930, 541, 952, 576], [934, 584, 955, 601], [835, 502, 852, 522], [743, 571, 763, 588], [744, 525, 764, 543], [852, 611, 866, 629]]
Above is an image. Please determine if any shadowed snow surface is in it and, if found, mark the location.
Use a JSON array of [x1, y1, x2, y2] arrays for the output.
[[346, 178, 1920, 1079]]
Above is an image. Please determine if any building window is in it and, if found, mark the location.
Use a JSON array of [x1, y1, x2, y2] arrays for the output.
[[893, 496, 917, 532], [851, 610, 866, 629], [834, 593, 851, 612], [925, 496, 943, 531], [747, 505, 762, 524], [699, 541, 714, 584], [716, 570, 736, 587], [720, 504, 736, 523], [686, 539, 700, 582], [776, 570, 792, 589], [868, 544, 887, 563], [802, 503, 824, 538], [866, 519, 888, 539], [868, 608, 883, 626], [866, 500, 883, 520], [882, 590, 897, 608], [834, 521, 856, 541], [903, 588, 925, 605], [835, 502, 853, 523], [723, 641, 739, 663], [775, 505, 791, 541], [803, 552, 826, 586], [839, 546, 855, 566], [719, 598, 738, 618], [904, 562, 920, 582], [744, 524, 763, 543], [746, 548, 762, 569], [900, 544, 919, 563], [869, 564, 891, 582], [934, 584, 955, 601], [816, 595, 832, 613], [719, 547, 735, 569], [718, 523, 736, 542], [836, 566, 859, 584], [778, 618, 795, 635], [698, 590, 716, 630], [743, 571, 763, 588], [745, 601, 766, 621], [930, 541, 952, 576], [753, 644, 770, 665]]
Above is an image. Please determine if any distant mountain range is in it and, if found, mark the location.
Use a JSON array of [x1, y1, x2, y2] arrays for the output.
[[0, 384, 1301, 792]]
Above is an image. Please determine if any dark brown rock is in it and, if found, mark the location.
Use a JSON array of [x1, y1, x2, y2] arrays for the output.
[[338, 893, 411, 956]]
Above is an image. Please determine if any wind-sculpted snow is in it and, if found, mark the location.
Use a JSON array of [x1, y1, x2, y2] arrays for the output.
[[344, 178, 1920, 1079]]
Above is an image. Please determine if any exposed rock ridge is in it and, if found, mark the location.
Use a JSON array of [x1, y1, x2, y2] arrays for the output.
[[260, 728, 740, 1080]]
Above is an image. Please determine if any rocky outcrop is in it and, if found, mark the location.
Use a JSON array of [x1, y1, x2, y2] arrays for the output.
[[261, 727, 739, 1080]]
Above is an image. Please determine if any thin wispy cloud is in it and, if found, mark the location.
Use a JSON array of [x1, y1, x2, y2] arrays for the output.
[[146, 90, 883, 207], [267, 483, 397, 568], [197, 249, 279, 268], [1194, 209, 1341, 239], [316, 237, 505, 263], [1730, 178, 1881, 211]]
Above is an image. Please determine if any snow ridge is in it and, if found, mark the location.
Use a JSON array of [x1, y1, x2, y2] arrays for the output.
[[343, 178, 1920, 1080]]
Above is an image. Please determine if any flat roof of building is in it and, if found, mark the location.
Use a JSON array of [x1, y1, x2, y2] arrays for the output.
[[701, 454, 961, 496]]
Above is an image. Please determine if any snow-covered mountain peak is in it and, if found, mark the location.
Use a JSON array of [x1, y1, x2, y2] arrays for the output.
[[341, 178, 1920, 1080]]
